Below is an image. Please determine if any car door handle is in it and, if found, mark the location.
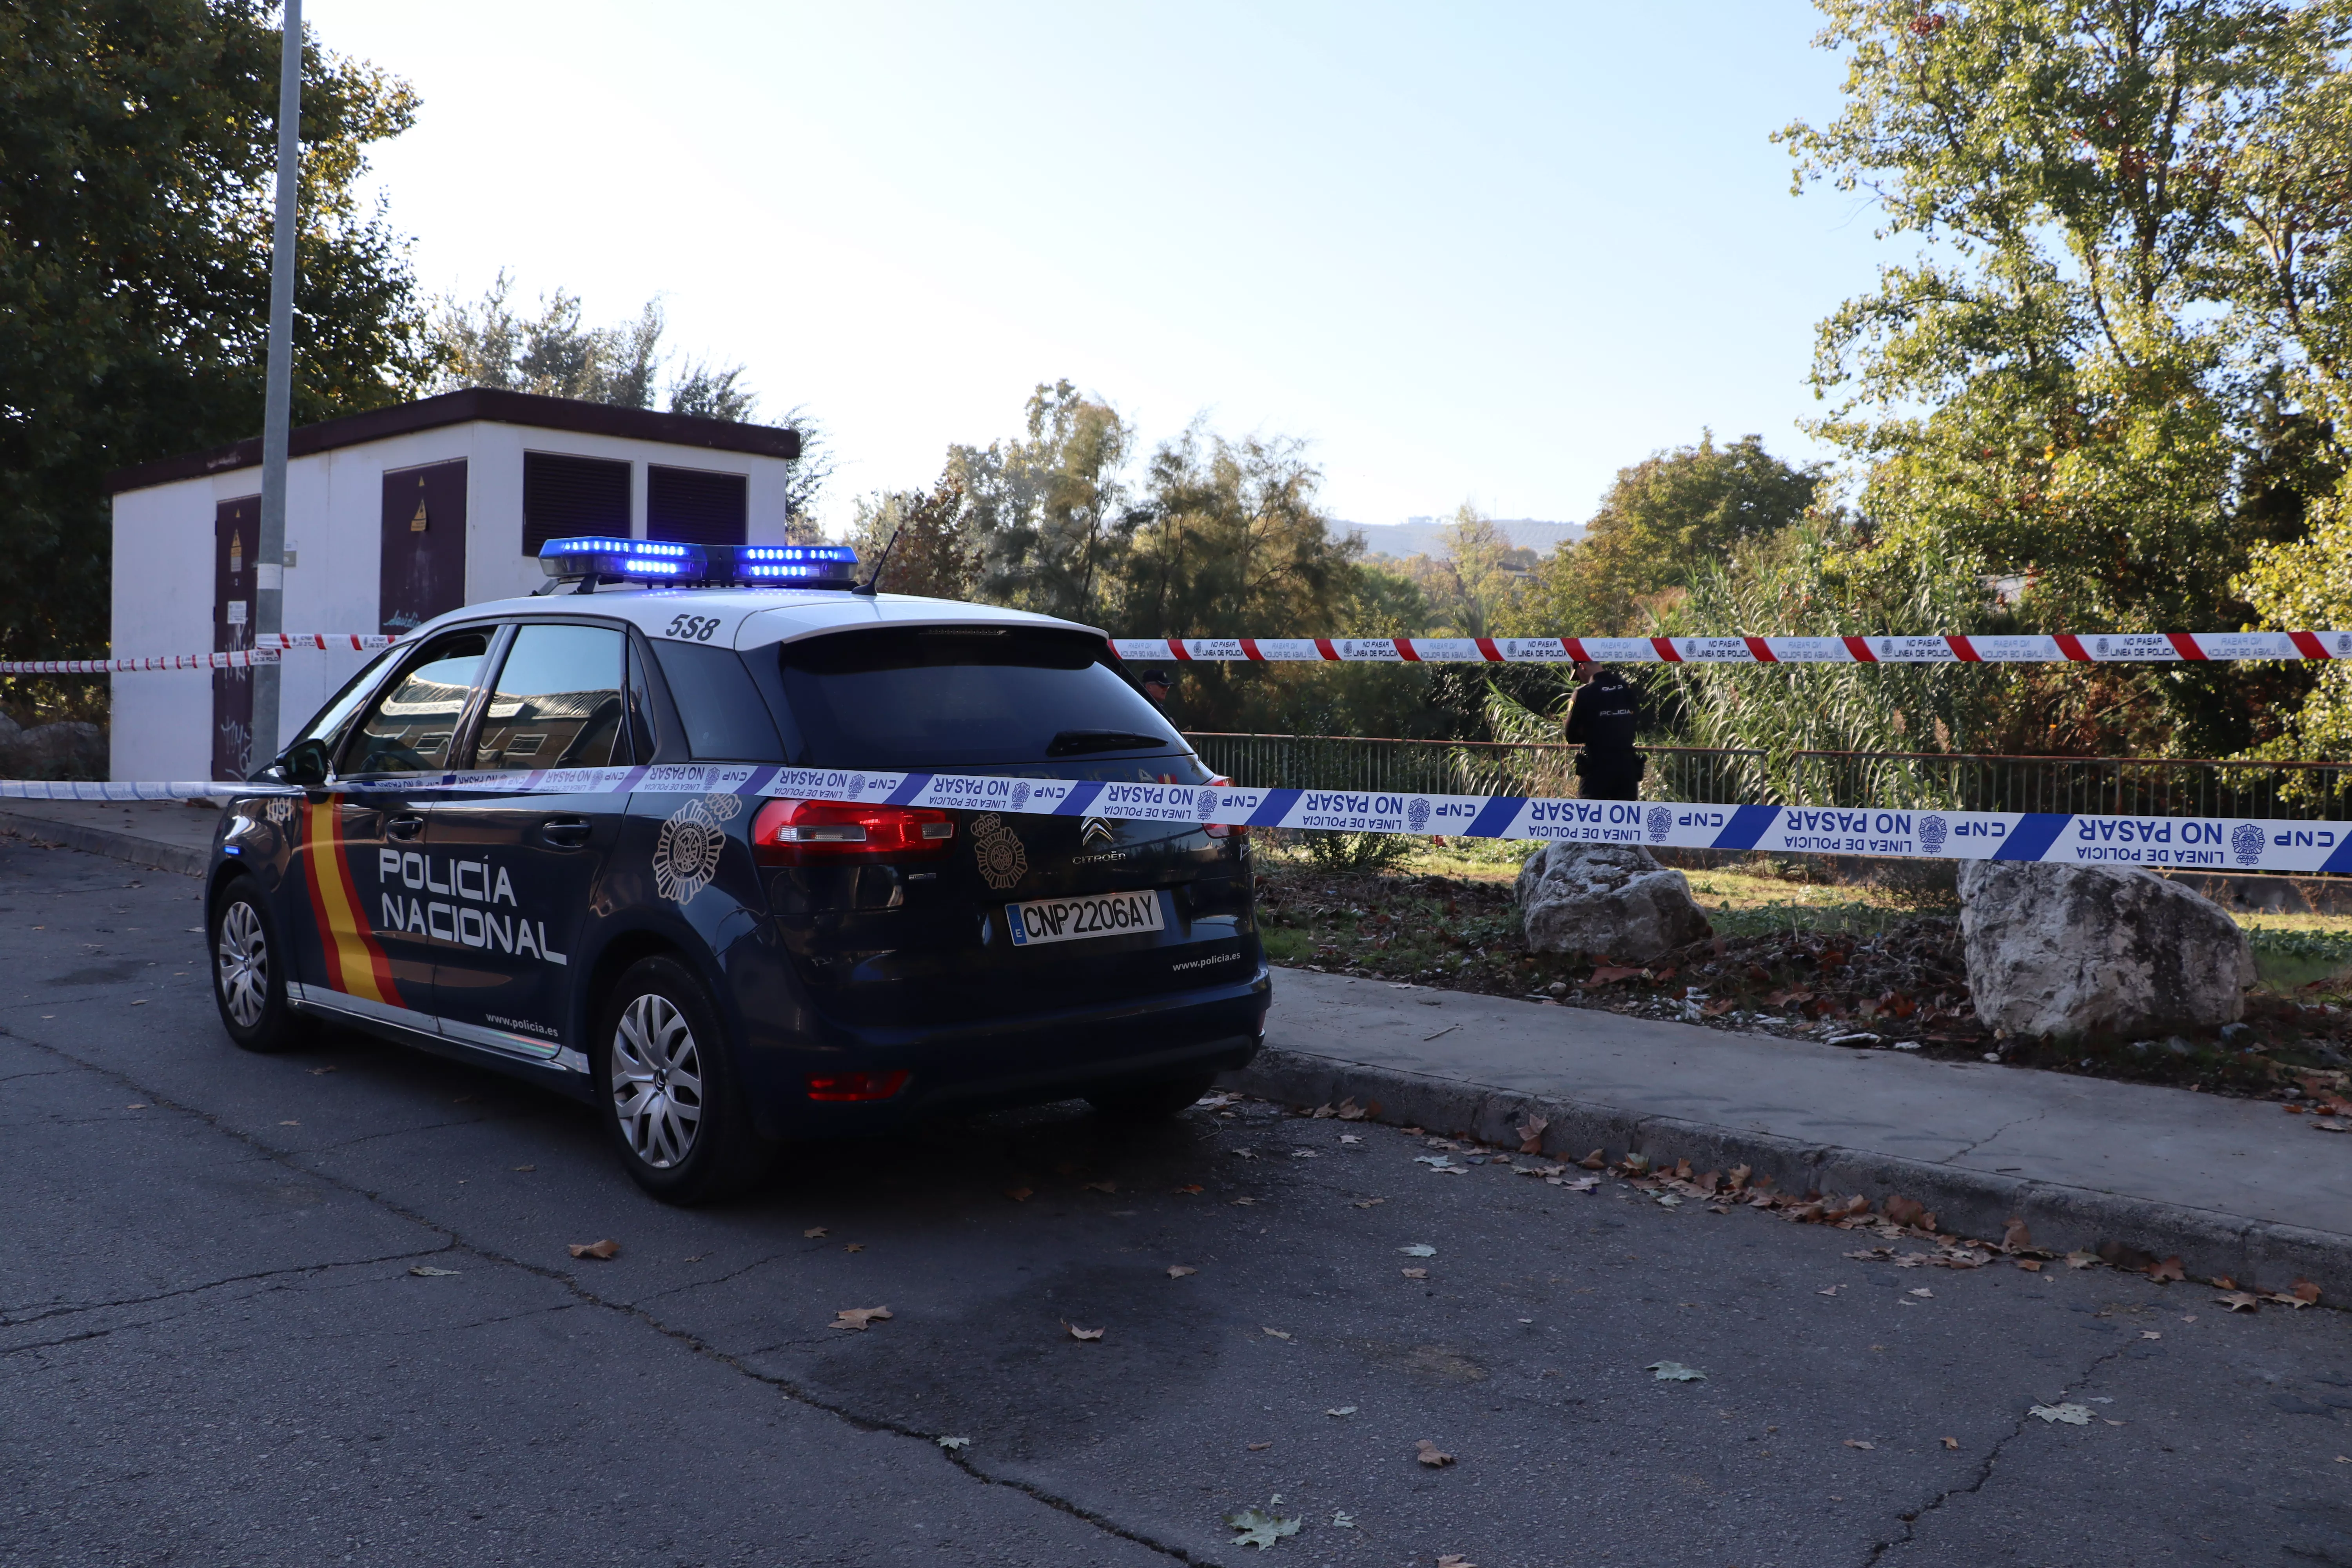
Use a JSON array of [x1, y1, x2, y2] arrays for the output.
[[539, 816, 593, 850], [386, 815, 425, 842]]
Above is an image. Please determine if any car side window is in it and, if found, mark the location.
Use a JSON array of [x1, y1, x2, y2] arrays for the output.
[[470, 623, 629, 771], [338, 629, 495, 777]]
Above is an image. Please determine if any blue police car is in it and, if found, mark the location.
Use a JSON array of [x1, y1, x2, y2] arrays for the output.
[[206, 539, 1268, 1202]]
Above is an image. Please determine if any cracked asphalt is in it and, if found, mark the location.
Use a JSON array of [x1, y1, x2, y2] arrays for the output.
[[5, 842, 2352, 1566]]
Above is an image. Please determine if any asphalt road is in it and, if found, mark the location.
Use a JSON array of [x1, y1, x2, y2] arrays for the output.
[[4, 840, 2351, 1568]]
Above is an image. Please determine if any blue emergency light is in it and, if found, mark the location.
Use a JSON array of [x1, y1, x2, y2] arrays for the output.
[[537, 537, 705, 583], [537, 537, 862, 589], [727, 544, 860, 586]]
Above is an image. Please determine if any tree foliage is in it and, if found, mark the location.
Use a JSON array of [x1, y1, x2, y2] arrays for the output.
[[426, 270, 831, 525], [1782, 0, 2352, 757], [1516, 433, 1821, 638], [1, 0, 429, 664]]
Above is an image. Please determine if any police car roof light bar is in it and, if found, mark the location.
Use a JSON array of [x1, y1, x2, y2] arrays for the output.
[[538, 536, 706, 591], [710, 543, 860, 589]]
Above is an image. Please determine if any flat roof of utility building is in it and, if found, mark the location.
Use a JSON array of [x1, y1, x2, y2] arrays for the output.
[[103, 388, 804, 495]]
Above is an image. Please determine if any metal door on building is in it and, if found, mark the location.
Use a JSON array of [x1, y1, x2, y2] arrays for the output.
[[212, 496, 258, 782], [381, 460, 468, 637]]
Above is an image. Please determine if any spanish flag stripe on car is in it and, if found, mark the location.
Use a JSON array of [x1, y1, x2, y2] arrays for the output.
[[301, 799, 402, 1007]]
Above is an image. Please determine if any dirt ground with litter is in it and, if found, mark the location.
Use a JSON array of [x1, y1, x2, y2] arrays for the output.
[[1254, 858, 2352, 1113]]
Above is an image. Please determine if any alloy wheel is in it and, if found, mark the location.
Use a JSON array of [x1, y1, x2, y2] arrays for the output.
[[216, 901, 269, 1029], [610, 993, 704, 1169]]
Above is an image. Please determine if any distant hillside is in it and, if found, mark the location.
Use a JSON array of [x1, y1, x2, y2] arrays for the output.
[[1343, 517, 1585, 560]]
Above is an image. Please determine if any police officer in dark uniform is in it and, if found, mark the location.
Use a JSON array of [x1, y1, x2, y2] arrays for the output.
[[1564, 659, 1644, 800], [1139, 669, 1174, 717]]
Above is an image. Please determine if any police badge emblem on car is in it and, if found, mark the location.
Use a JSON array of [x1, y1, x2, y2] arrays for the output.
[[971, 812, 1029, 890]]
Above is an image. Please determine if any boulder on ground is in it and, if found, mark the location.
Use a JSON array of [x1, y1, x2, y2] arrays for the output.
[[1957, 860, 2255, 1039], [1516, 842, 1712, 962], [0, 720, 105, 780]]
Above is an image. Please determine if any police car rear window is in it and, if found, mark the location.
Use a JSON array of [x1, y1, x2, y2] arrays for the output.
[[650, 640, 786, 761], [772, 628, 1185, 770]]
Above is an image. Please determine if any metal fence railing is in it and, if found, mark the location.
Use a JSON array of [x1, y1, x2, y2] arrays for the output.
[[1183, 732, 2352, 822]]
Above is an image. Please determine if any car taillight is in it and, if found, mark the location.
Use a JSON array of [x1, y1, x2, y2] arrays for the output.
[[751, 799, 955, 865], [1202, 775, 1248, 839], [806, 1068, 911, 1102]]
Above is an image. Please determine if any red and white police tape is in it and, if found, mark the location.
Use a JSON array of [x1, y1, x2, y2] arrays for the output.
[[4, 767, 2344, 877], [0, 633, 397, 675], [1109, 631, 2352, 665], [11, 630, 2352, 677]]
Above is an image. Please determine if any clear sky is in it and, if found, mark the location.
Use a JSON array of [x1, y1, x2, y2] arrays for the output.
[[307, 1, 1887, 535]]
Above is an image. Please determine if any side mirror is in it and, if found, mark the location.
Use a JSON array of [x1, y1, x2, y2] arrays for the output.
[[281, 738, 330, 787]]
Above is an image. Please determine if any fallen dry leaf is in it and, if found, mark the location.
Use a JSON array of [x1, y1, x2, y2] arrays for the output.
[[1401, 1267, 1428, 1280], [1647, 1361, 1706, 1381], [1588, 964, 1645, 986], [1232, 1196, 1258, 1207], [2029, 1403, 2092, 1425], [2293, 1278, 2323, 1305], [1941, 1436, 1960, 1450], [1884, 1196, 1927, 1227], [2065, 1251, 2101, 1269], [1167, 1265, 1197, 1278], [568, 1239, 620, 1261], [1336, 1096, 1369, 1121], [1353, 1197, 1385, 1208], [1263, 1327, 1291, 1339], [2014, 1258, 2044, 1272], [804, 1226, 828, 1238], [1004, 1187, 1033, 1202], [1515, 1114, 1549, 1153], [936, 1436, 969, 1451], [1844, 1439, 1875, 1450], [1173, 1183, 1203, 1195], [844, 1243, 864, 1253], [2149, 1256, 2186, 1283], [1082, 1180, 1116, 1194], [1224, 1506, 1300, 1550], [1327, 1405, 1357, 1416], [1400, 1243, 1437, 1257], [1415, 1439, 1456, 1467], [2141, 1330, 2162, 1340], [1436, 1557, 1475, 1568], [1246, 1440, 1272, 1450], [1064, 1321, 1105, 1341], [1577, 1149, 1607, 1170], [2220, 1291, 2261, 1312], [829, 1305, 892, 1331], [2001, 1218, 2033, 1251], [408, 1265, 458, 1278], [1817, 1285, 1841, 1297]]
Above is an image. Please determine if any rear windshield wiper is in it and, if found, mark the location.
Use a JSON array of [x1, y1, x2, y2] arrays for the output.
[[1047, 729, 1169, 756]]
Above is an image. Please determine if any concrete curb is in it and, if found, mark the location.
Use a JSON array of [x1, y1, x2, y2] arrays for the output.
[[1224, 1046, 2352, 1305], [0, 811, 207, 880]]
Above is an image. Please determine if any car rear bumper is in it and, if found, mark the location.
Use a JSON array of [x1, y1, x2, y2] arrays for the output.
[[733, 966, 1272, 1137]]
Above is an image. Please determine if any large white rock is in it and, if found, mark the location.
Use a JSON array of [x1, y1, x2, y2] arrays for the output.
[[1957, 860, 2256, 1039], [1516, 842, 1712, 962]]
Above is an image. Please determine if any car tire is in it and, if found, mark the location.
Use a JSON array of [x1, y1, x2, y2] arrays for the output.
[[594, 956, 773, 1205], [1085, 1069, 1221, 1123], [209, 875, 316, 1054]]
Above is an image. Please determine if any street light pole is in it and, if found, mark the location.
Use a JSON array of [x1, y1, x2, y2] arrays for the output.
[[249, 0, 301, 778]]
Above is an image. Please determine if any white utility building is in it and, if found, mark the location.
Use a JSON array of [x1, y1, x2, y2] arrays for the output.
[[105, 389, 804, 783]]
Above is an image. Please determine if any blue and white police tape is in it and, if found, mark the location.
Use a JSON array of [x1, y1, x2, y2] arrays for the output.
[[5, 770, 2347, 878]]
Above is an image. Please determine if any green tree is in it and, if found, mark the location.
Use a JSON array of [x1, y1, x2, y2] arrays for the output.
[[949, 379, 1135, 624], [846, 477, 978, 599], [1, 0, 429, 667], [1782, 0, 2352, 756], [1392, 504, 1536, 637], [1516, 433, 1821, 638]]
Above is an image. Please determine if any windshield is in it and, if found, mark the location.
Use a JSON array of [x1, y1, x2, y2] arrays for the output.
[[772, 627, 1188, 771]]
